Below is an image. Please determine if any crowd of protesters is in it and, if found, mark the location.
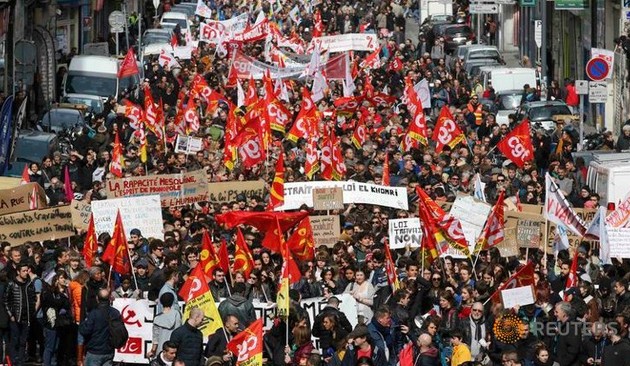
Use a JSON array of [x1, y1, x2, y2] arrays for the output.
[[5, 0, 630, 366]]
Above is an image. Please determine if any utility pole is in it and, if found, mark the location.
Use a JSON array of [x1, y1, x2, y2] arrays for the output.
[[540, 0, 548, 92]]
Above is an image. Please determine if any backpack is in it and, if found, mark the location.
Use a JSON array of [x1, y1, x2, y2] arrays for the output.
[[102, 308, 129, 349]]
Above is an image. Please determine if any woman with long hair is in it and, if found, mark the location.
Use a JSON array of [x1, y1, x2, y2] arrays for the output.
[[42, 270, 73, 366], [247, 269, 272, 303], [284, 323, 314, 365], [438, 290, 458, 330], [344, 267, 376, 324], [69, 270, 89, 366]]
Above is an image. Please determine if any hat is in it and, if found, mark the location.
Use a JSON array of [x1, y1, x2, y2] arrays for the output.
[[343, 222, 354, 229], [578, 246, 588, 254], [130, 228, 142, 236], [348, 325, 369, 339], [135, 259, 148, 269]]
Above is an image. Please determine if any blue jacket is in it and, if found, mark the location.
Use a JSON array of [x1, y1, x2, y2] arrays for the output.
[[79, 303, 121, 355]]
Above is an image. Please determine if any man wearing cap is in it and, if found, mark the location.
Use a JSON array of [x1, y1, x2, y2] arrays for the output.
[[342, 325, 387, 366]]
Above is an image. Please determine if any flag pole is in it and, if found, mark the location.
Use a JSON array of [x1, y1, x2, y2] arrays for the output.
[[125, 241, 140, 291], [107, 264, 113, 289]]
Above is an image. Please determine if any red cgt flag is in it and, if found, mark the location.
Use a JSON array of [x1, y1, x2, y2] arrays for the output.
[[268, 151, 285, 209], [218, 238, 230, 275], [475, 191, 506, 253], [497, 120, 534, 168], [432, 106, 464, 153], [82, 214, 98, 267], [233, 228, 255, 277], [489, 262, 535, 304], [227, 319, 263, 366], [178, 263, 210, 301], [117, 48, 139, 79], [102, 210, 131, 275], [110, 132, 124, 178]]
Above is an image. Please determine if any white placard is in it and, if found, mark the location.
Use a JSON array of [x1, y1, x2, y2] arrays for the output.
[[501, 285, 535, 309], [589, 81, 608, 103], [276, 181, 408, 211], [175, 135, 203, 154], [388, 218, 423, 249], [91, 195, 164, 239], [307, 33, 379, 53], [606, 227, 630, 258]]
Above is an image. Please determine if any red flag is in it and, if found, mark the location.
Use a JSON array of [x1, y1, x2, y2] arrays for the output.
[[122, 100, 144, 130], [244, 77, 258, 106], [226, 319, 264, 366], [233, 118, 266, 169], [276, 218, 301, 283], [233, 228, 255, 277], [117, 48, 139, 79], [199, 231, 220, 277], [110, 132, 124, 178], [218, 238, 230, 274], [287, 88, 318, 143], [143, 86, 163, 141], [29, 186, 38, 210], [359, 46, 382, 69], [287, 217, 315, 261], [170, 33, 178, 48], [432, 106, 464, 153], [269, 152, 285, 209], [564, 249, 579, 300], [475, 191, 506, 253], [497, 120, 534, 168], [489, 262, 535, 303], [351, 121, 367, 149], [178, 264, 210, 301], [417, 198, 442, 265], [82, 214, 98, 267], [101, 210, 131, 275], [305, 134, 319, 179], [404, 79, 428, 146], [389, 57, 403, 72], [312, 10, 324, 37], [382, 153, 390, 186], [63, 165, 73, 203], [20, 165, 29, 184], [184, 97, 200, 134], [384, 243, 400, 292], [400, 342, 414, 366]]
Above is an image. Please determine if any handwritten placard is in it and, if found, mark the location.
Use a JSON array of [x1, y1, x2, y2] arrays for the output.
[[105, 170, 209, 207], [91, 195, 164, 239], [497, 227, 519, 257], [501, 285, 535, 309], [0, 206, 74, 246], [309, 215, 340, 247], [606, 227, 630, 258], [207, 180, 265, 204], [71, 200, 91, 231], [516, 219, 541, 248], [312, 187, 344, 211], [388, 218, 422, 249], [0, 183, 47, 215]]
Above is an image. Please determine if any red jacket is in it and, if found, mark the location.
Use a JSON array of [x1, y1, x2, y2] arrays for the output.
[[565, 85, 579, 106]]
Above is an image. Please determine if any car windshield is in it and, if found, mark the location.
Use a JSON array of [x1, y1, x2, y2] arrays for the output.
[[162, 17, 186, 29], [142, 34, 170, 46], [528, 105, 572, 121], [66, 74, 117, 97], [63, 96, 103, 113], [468, 50, 500, 60], [499, 95, 522, 110], [445, 26, 471, 35], [41, 110, 84, 130]]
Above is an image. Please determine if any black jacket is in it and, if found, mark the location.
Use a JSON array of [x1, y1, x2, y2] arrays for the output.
[[616, 291, 630, 314], [552, 321, 582, 366], [4, 277, 36, 324], [41, 288, 72, 329], [414, 346, 440, 366], [217, 294, 256, 328], [602, 338, 630, 366], [170, 322, 204, 366], [79, 302, 121, 355], [204, 329, 229, 358], [580, 336, 609, 365]]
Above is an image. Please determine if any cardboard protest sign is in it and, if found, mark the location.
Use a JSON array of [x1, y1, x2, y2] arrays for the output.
[[105, 170, 209, 207], [516, 219, 542, 248], [70, 200, 91, 231], [310, 215, 340, 247], [0, 183, 47, 215], [91, 195, 163, 239], [0, 206, 74, 246], [312, 187, 344, 211], [207, 180, 266, 204], [447, 195, 491, 257], [497, 227, 519, 257], [388, 218, 422, 249], [501, 285, 535, 308]]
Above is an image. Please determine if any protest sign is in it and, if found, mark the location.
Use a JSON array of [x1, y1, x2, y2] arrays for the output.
[[207, 180, 266, 204], [497, 227, 519, 257], [501, 285, 535, 309], [516, 219, 542, 248], [91, 195, 164, 239], [606, 227, 630, 258], [112, 298, 153, 364], [448, 195, 491, 253], [307, 34, 379, 53], [547, 208, 598, 249], [312, 187, 344, 211], [605, 193, 630, 227], [0, 183, 47, 215], [175, 135, 203, 154], [70, 200, 91, 231], [0, 206, 74, 246], [388, 218, 422, 249], [276, 181, 408, 211], [105, 170, 209, 207], [310, 215, 340, 247]]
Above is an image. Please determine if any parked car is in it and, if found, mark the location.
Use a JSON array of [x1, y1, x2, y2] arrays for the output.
[[462, 45, 503, 65], [515, 100, 574, 133], [142, 29, 172, 47], [38, 104, 87, 134], [4, 130, 58, 178], [493, 90, 523, 126], [420, 14, 454, 34], [62, 94, 104, 117], [442, 24, 475, 54]]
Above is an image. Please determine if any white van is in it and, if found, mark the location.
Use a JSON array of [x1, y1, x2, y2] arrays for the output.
[[586, 154, 630, 207], [161, 12, 190, 36], [63, 55, 140, 100], [480, 67, 538, 94]]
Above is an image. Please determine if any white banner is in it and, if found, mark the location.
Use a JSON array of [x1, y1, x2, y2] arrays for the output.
[[544, 173, 587, 236], [91, 195, 164, 239], [276, 181, 408, 211], [414, 79, 432, 109], [111, 294, 358, 363], [605, 226, 630, 259], [388, 218, 422, 249], [307, 33, 379, 53], [448, 195, 491, 256]]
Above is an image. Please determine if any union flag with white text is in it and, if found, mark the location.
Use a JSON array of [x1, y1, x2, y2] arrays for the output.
[[497, 120, 534, 168]]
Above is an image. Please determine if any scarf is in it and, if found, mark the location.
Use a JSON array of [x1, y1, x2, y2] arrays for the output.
[[471, 315, 486, 342]]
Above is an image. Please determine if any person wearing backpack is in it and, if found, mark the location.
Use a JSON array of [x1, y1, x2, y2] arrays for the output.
[[79, 288, 126, 366]]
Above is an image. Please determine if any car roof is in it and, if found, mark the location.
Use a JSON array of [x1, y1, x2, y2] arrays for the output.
[[524, 101, 568, 107], [64, 93, 102, 101], [495, 89, 523, 95]]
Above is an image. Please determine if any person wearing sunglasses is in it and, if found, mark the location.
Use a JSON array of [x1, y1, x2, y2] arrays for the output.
[[459, 302, 489, 360]]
